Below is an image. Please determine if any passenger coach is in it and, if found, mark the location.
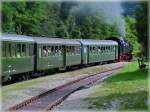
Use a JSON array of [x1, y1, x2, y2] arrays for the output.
[[1, 34, 123, 83], [78, 39, 118, 65], [1, 34, 35, 82], [33, 37, 81, 73]]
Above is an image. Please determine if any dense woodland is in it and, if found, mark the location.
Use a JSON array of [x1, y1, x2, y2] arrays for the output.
[[2, 1, 148, 57]]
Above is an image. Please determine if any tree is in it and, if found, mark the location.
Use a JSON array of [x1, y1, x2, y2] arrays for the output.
[[125, 16, 141, 56], [2, 2, 47, 35], [135, 2, 148, 58], [2, 2, 16, 33], [2, 1, 120, 40]]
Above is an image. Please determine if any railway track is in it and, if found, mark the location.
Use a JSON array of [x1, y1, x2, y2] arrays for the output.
[[7, 66, 123, 111]]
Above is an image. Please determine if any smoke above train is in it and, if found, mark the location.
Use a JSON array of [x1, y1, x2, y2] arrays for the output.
[[58, 1, 126, 37]]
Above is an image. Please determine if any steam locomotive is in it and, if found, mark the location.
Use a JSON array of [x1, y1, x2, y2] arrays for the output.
[[1, 34, 132, 82]]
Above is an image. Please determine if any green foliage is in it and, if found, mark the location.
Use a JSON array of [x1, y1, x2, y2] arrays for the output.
[[134, 2, 148, 57], [2, 2, 16, 33], [2, 2, 47, 35], [2, 1, 120, 40], [125, 16, 141, 56], [2, 1, 145, 57]]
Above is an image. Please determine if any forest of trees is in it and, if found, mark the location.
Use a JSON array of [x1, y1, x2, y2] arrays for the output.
[[2, 1, 148, 57]]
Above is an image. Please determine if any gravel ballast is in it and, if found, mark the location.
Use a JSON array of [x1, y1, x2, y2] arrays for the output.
[[2, 62, 127, 110]]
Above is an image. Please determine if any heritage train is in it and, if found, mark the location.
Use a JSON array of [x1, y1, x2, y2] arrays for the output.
[[1, 34, 132, 82]]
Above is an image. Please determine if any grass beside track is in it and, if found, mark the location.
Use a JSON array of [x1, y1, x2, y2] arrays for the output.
[[86, 61, 148, 110]]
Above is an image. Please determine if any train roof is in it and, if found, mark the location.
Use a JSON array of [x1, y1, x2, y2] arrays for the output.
[[77, 39, 118, 46], [1, 34, 117, 46], [33, 37, 81, 46], [1, 34, 35, 42]]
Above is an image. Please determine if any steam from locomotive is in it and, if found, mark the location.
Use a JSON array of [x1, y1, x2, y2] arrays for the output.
[[69, 1, 126, 38]]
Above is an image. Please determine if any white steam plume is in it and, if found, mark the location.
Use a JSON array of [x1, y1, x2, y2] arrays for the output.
[[70, 1, 126, 37]]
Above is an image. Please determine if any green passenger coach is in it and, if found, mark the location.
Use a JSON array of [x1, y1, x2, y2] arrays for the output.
[[33, 37, 64, 71], [33, 37, 81, 72], [77, 39, 118, 65], [2, 33, 128, 83], [1, 34, 35, 82], [63, 39, 81, 67]]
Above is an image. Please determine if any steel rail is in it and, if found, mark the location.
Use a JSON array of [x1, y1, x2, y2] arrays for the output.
[[7, 66, 123, 111]]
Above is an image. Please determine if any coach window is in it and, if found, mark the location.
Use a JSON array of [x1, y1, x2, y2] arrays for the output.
[[69, 46, 72, 55], [76, 46, 80, 54], [2, 42, 6, 57], [17, 44, 21, 58], [98, 46, 101, 53], [66, 46, 70, 55], [72, 46, 75, 55], [42, 46, 47, 57], [103, 47, 105, 53], [58, 46, 62, 55], [92, 46, 95, 53], [90, 46, 93, 53], [113, 46, 114, 51], [96, 46, 98, 54], [29, 44, 32, 56], [103, 46, 105, 53], [96, 46, 99, 54], [110, 46, 112, 52], [12, 44, 16, 57], [92, 46, 94, 53], [95, 46, 97, 54], [22, 44, 26, 57], [70, 46, 72, 55], [54, 46, 58, 55], [108, 46, 111, 52], [73, 46, 76, 54], [90, 46, 92, 53], [6, 43, 11, 57], [105, 46, 107, 52], [66, 46, 69, 54], [69, 46, 71, 55], [57, 46, 60, 55], [39, 46, 42, 57], [58, 46, 61, 55], [26, 44, 29, 57], [101, 47, 103, 53], [51, 46, 54, 55], [71, 46, 73, 55], [75, 46, 77, 54], [89, 47, 92, 53], [113, 46, 115, 51], [78, 46, 81, 54], [107, 46, 109, 52], [111, 46, 113, 52], [47, 46, 51, 56], [68, 46, 71, 55]]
